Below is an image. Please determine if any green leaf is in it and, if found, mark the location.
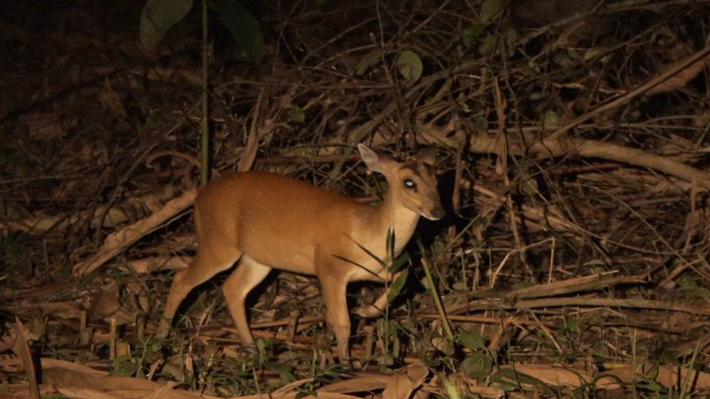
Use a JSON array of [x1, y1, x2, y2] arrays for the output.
[[213, 0, 264, 61], [140, 0, 193, 49], [641, 380, 664, 393], [377, 318, 399, 337], [271, 362, 296, 383], [461, 23, 486, 48], [480, 0, 505, 24], [542, 110, 559, 128], [478, 33, 497, 56], [520, 172, 539, 196], [505, 27, 518, 57], [431, 240, 446, 256], [461, 352, 493, 382], [584, 47, 604, 61], [389, 251, 410, 273], [459, 330, 485, 350], [565, 318, 580, 334], [678, 274, 710, 300], [474, 116, 488, 129], [457, 93, 471, 112], [395, 50, 423, 83], [355, 49, 382, 75], [386, 229, 395, 261], [387, 269, 409, 302], [490, 368, 555, 394], [290, 106, 305, 123], [505, 27, 518, 47]]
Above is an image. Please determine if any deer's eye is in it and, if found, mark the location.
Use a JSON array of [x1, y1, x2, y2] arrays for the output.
[[404, 179, 416, 189]]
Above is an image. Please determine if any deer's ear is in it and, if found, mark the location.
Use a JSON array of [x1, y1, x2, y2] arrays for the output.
[[358, 144, 392, 174], [417, 146, 437, 166]]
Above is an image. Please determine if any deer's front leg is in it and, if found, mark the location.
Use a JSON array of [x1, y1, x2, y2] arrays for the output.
[[319, 271, 351, 363]]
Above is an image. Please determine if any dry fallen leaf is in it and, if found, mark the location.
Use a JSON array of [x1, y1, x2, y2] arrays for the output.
[[500, 363, 621, 390], [604, 362, 710, 391], [13, 318, 40, 399]]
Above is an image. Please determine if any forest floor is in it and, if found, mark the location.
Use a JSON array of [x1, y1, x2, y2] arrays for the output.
[[2, 0, 710, 398]]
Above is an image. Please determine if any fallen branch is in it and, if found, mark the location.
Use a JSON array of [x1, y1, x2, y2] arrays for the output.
[[72, 189, 197, 277], [457, 133, 710, 190]]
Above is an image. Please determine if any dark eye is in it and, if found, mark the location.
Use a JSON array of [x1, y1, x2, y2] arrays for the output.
[[404, 179, 416, 189]]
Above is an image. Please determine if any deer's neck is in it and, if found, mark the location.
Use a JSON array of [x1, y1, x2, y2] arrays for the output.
[[372, 188, 420, 256]]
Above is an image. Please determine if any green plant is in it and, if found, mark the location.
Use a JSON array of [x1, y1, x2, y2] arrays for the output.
[[139, 0, 264, 61], [139, 0, 264, 184]]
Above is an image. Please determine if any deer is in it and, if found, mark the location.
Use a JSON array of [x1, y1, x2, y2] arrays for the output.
[[158, 144, 444, 362]]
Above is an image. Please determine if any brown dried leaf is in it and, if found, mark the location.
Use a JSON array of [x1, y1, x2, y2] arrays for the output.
[[500, 363, 621, 389], [125, 256, 192, 274], [604, 362, 710, 391], [13, 318, 40, 399], [88, 278, 120, 321], [41, 359, 221, 399], [99, 78, 128, 118]]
